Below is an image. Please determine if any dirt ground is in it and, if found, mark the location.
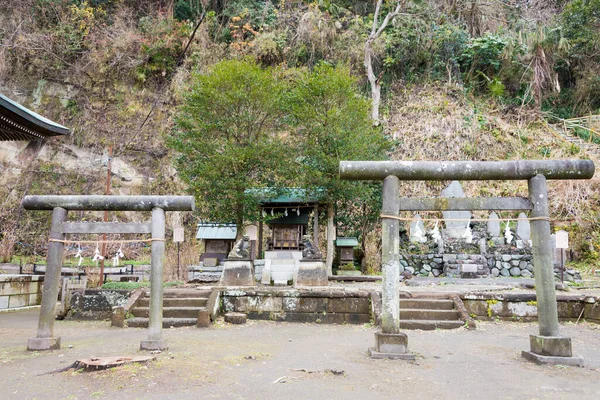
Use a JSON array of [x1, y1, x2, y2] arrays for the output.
[[1, 309, 599, 400]]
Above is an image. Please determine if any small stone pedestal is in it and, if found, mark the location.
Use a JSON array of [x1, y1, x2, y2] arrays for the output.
[[140, 339, 168, 351], [521, 335, 583, 367], [368, 331, 415, 360], [219, 260, 255, 286], [294, 260, 328, 287], [27, 337, 61, 351]]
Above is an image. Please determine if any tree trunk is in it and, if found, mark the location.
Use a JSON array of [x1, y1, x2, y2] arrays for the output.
[[363, 0, 403, 125], [235, 201, 244, 241], [326, 203, 335, 275], [364, 39, 381, 124]]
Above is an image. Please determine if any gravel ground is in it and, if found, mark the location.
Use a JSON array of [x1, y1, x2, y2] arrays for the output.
[[1, 309, 600, 400]]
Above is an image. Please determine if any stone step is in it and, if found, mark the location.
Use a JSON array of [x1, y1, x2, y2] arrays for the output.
[[131, 307, 204, 318], [399, 309, 460, 321], [273, 279, 289, 286], [127, 317, 198, 328], [271, 271, 294, 281], [137, 297, 208, 308], [145, 289, 213, 298], [399, 319, 464, 330], [445, 263, 485, 270], [270, 259, 297, 266], [399, 299, 455, 310]]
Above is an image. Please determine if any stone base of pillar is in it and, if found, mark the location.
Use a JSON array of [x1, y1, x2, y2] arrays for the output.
[[521, 334, 583, 367], [219, 260, 255, 286], [294, 261, 328, 287], [27, 336, 61, 351], [140, 339, 168, 351], [368, 331, 415, 360]]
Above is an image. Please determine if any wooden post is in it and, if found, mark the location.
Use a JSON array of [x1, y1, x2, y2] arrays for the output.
[[27, 207, 67, 350], [313, 204, 319, 249], [258, 219, 263, 259], [326, 203, 335, 275]]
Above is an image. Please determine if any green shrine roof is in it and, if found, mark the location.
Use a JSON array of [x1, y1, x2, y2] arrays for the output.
[[335, 237, 358, 247], [196, 223, 237, 240], [245, 187, 326, 205], [0, 94, 70, 141]]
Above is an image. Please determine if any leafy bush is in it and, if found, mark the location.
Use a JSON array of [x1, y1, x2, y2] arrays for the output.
[[136, 16, 190, 82], [384, 16, 468, 82], [174, 0, 203, 21], [460, 34, 507, 81]]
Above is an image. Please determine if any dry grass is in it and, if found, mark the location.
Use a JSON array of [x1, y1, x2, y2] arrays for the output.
[[384, 82, 600, 251]]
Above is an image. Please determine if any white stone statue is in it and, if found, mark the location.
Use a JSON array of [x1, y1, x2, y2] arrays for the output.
[[411, 222, 427, 243], [463, 225, 473, 244], [429, 220, 442, 243], [505, 220, 513, 244]]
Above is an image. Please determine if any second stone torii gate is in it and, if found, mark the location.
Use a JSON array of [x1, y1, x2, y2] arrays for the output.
[[339, 160, 594, 365], [22, 195, 195, 352]]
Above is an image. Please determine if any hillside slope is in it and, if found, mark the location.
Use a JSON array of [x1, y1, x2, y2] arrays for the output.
[[1, 0, 599, 266]]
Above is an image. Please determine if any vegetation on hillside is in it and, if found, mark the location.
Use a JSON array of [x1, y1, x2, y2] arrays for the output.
[[0, 0, 599, 271]]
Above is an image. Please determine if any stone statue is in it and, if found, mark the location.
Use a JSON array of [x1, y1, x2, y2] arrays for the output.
[[302, 235, 322, 259], [228, 235, 250, 259]]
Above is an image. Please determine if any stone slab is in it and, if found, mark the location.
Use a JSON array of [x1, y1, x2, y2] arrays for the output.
[[140, 339, 168, 351], [461, 264, 478, 273], [295, 261, 328, 287], [27, 337, 61, 351], [374, 331, 410, 354], [368, 348, 416, 360], [487, 212, 501, 237], [197, 309, 211, 327], [516, 212, 531, 240], [522, 351, 584, 367], [529, 334, 573, 357], [219, 261, 255, 286], [224, 312, 247, 324], [441, 181, 471, 238]]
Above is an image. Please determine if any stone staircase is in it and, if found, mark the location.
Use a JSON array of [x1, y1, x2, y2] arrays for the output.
[[559, 130, 600, 158], [270, 259, 297, 285], [399, 298, 465, 330], [262, 251, 302, 286], [127, 289, 212, 328]]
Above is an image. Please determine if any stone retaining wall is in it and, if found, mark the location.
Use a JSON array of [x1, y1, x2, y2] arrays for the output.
[[461, 292, 598, 322], [0, 275, 43, 310], [69, 289, 130, 320], [400, 253, 581, 281], [221, 288, 372, 324]]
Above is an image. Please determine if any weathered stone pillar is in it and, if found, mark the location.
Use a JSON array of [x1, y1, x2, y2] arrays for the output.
[[369, 176, 414, 360], [28, 207, 67, 350], [522, 174, 583, 366], [141, 207, 167, 350], [381, 176, 400, 334]]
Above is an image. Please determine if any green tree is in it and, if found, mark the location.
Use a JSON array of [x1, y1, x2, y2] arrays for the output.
[[168, 59, 291, 239], [286, 63, 390, 272]]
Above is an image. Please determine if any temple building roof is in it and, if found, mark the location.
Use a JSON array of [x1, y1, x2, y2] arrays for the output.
[[0, 94, 70, 141]]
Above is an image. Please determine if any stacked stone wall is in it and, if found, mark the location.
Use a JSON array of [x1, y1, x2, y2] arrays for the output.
[[0, 275, 43, 309]]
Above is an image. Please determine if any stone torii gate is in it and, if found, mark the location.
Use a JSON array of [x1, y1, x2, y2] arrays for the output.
[[22, 195, 195, 352], [339, 160, 594, 365]]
